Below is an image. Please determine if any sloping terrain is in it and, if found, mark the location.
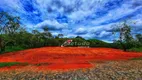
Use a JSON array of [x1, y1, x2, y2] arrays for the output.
[[0, 47, 142, 70]]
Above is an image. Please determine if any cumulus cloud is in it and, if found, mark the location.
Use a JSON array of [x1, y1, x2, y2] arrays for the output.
[[91, 1, 142, 25], [35, 20, 68, 30], [130, 19, 142, 33], [74, 28, 88, 34], [131, 0, 142, 8], [0, 0, 142, 42]]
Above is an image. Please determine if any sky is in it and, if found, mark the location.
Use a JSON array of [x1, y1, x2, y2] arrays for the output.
[[0, 0, 142, 42]]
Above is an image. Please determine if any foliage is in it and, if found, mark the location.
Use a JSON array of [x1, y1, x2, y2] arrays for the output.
[[135, 34, 142, 44], [112, 21, 137, 51], [0, 12, 21, 52], [4, 46, 25, 53]]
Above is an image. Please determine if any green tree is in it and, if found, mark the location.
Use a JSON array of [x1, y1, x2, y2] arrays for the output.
[[75, 36, 85, 40], [136, 34, 142, 43], [58, 34, 64, 38], [0, 12, 21, 52], [42, 27, 52, 39], [41, 26, 53, 46], [31, 30, 43, 47], [113, 21, 134, 51]]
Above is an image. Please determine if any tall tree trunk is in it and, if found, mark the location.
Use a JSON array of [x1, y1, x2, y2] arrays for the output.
[[120, 41, 127, 51], [0, 37, 5, 52]]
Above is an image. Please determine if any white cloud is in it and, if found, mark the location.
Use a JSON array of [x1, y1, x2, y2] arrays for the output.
[[91, 1, 142, 25], [99, 31, 111, 38], [65, 34, 76, 38], [35, 20, 68, 30], [74, 27, 88, 34], [67, 0, 109, 22], [51, 32, 59, 36], [1, 0, 142, 42], [0, 0, 26, 14], [68, 10, 92, 21]]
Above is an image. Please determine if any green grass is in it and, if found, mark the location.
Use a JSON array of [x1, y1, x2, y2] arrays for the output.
[[0, 62, 21, 67], [128, 47, 142, 52], [0, 46, 26, 54], [131, 57, 142, 60], [5, 46, 25, 52], [0, 62, 29, 67]]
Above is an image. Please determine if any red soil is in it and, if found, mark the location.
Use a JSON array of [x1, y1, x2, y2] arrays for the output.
[[0, 47, 142, 70]]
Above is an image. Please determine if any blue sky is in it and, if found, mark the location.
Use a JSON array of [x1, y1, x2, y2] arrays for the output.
[[0, 0, 142, 42]]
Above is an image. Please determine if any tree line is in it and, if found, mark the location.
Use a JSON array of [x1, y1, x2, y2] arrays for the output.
[[0, 12, 142, 53]]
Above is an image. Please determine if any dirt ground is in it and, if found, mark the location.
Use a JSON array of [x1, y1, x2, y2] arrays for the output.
[[0, 60, 142, 80], [0, 47, 142, 80], [0, 47, 142, 70]]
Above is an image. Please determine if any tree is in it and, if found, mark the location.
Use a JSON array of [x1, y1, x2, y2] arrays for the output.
[[16, 28, 33, 48], [31, 30, 42, 47], [113, 21, 133, 51], [0, 12, 7, 52], [0, 12, 20, 35], [75, 36, 85, 40], [42, 26, 52, 39], [136, 34, 142, 43], [58, 34, 64, 38], [134, 34, 142, 48], [0, 12, 21, 48], [0, 37, 5, 52], [0, 12, 21, 52]]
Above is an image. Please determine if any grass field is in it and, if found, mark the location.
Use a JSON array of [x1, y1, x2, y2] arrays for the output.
[[128, 47, 142, 52], [0, 62, 20, 67]]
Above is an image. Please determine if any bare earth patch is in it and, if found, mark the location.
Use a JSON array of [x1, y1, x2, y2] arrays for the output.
[[0, 47, 142, 80], [0, 60, 142, 80]]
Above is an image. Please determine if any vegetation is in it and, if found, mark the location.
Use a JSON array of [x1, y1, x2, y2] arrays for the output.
[[87, 39, 108, 47], [112, 21, 142, 51], [131, 57, 142, 60], [0, 62, 21, 67], [4, 46, 25, 53], [0, 12, 142, 53], [128, 47, 142, 52]]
